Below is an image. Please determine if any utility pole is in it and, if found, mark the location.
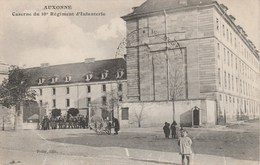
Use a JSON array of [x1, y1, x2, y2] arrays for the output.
[[164, 10, 170, 100]]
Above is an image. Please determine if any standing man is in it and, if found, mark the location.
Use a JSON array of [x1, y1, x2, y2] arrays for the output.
[[113, 117, 120, 135]]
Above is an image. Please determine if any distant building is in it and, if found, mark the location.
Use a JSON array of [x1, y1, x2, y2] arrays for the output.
[[0, 58, 13, 130], [0, 58, 8, 83], [121, 0, 259, 126], [24, 58, 127, 122]]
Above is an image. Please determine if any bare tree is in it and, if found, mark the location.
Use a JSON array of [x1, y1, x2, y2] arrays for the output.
[[131, 102, 146, 128], [168, 52, 184, 121]]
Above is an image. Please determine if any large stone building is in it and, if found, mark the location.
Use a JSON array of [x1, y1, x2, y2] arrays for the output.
[[24, 58, 127, 123], [0, 57, 13, 130], [121, 0, 259, 126]]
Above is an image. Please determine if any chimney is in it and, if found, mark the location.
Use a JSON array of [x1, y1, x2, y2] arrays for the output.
[[229, 15, 236, 22], [220, 4, 228, 12], [40, 63, 49, 68], [179, 0, 187, 5], [84, 58, 95, 63], [132, 7, 138, 11]]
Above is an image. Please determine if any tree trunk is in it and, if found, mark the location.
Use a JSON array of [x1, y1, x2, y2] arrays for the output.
[[13, 102, 23, 130], [138, 121, 141, 128], [13, 109, 17, 130], [172, 99, 175, 122]]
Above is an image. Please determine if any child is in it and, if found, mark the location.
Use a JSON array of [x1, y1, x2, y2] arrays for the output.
[[178, 130, 192, 165]]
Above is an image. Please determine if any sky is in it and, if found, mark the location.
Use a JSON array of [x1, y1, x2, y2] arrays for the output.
[[0, 0, 259, 68]]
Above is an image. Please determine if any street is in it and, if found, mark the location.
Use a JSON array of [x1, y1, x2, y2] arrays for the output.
[[0, 120, 259, 165]]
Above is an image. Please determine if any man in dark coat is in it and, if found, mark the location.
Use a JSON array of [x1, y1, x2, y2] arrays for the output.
[[113, 117, 120, 135], [163, 122, 170, 138], [171, 121, 177, 139]]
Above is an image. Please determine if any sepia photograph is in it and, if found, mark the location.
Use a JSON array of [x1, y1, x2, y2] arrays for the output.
[[0, 0, 259, 165]]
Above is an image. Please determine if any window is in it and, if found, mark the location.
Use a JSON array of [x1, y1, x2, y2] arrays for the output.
[[224, 48, 226, 62], [116, 70, 124, 79], [38, 78, 45, 85], [236, 77, 238, 92], [65, 75, 71, 82], [66, 87, 70, 94], [87, 85, 91, 93], [102, 96, 107, 105], [235, 57, 237, 70], [227, 29, 229, 41], [227, 51, 230, 66], [230, 32, 232, 44], [39, 89, 42, 96], [119, 95, 123, 101], [52, 99, 56, 108], [231, 54, 233, 67], [121, 108, 129, 120], [217, 43, 220, 58], [102, 84, 106, 92], [52, 88, 56, 95], [234, 37, 237, 48], [87, 97, 91, 106], [118, 83, 122, 91], [85, 73, 93, 82], [39, 100, 43, 107], [228, 73, 230, 90], [216, 18, 219, 30], [66, 99, 70, 107], [219, 94, 222, 101], [218, 68, 221, 86], [240, 80, 242, 93], [101, 70, 109, 79], [224, 71, 227, 88], [223, 25, 225, 36], [51, 77, 58, 83], [231, 76, 234, 91]]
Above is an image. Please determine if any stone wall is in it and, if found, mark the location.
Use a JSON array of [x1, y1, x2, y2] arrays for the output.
[[121, 99, 216, 127]]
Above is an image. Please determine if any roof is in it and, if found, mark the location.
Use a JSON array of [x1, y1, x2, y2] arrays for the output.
[[122, 0, 215, 19], [24, 58, 126, 86]]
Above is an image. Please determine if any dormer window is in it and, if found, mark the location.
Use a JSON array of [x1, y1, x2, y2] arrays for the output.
[[65, 75, 71, 82], [116, 69, 124, 79], [51, 76, 58, 84], [101, 70, 109, 80], [85, 73, 93, 82], [38, 78, 45, 85]]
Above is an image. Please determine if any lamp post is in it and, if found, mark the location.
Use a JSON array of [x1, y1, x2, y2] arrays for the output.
[[2, 116, 4, 131]]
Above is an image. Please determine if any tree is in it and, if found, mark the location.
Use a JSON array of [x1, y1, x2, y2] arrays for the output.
[[168, 52, 184, 121], [0, 65, 36, 130], [67, 108, 79, 117], [51, 109, 61, 118], [133, 102, 146, 128]]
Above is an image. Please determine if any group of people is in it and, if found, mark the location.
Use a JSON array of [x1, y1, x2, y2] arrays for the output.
[[89, 117, 120, 135], [163, 121, 179, 139], [41, 114, 121, 136], [163, 121, 192, 165], [41, 114, 87, 130]]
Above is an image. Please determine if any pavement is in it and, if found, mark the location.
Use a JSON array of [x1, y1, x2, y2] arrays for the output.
[[0, 120, 259, 165]]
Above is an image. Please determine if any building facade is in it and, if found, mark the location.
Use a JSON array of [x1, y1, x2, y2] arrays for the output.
[[24, 58, 127, 122], [121, 0, 259, 126]]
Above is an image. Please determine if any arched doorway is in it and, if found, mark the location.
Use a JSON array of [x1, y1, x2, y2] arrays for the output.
[[192, 106, 200, 126]]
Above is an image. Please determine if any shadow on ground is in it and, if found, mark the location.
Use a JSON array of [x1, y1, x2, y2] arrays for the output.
[[49, 120, 259, 162]]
